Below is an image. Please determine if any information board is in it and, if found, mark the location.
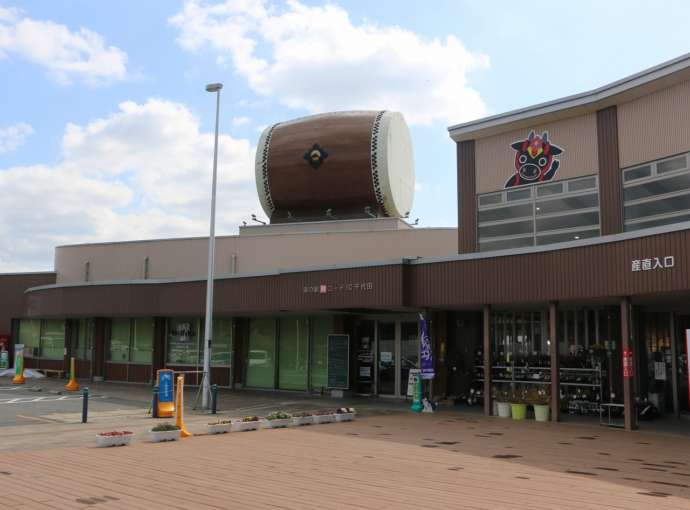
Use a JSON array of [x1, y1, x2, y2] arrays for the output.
[[327, 334, 349, 389]]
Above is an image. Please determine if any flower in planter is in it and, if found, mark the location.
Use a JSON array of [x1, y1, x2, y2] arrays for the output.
[[98, 431, 133, 437], [527, 387, 550, 406], [312, 409, 335, 416], [151, 423, 180, 432], [335, 408, 355, 414], [265, 411, 292, 421], [240, 416, 260, 422], [292, 411, 313, 418], [208, 418, 232, 426]]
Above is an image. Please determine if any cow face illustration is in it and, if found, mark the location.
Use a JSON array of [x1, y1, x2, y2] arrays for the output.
[[505, 130, 563, 188]]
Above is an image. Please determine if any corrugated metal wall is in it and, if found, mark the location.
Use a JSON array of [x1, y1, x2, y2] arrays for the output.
[[597, 106, 623, 235]]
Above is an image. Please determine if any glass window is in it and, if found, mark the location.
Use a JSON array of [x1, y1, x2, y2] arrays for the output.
[[537, 182, 563, 197], [536, 211, 599, 232], [311, 316, 332, 389], [74, 319, 93, 360], [478, 220, 533, 238], [624, 173, 690, 202], [568, 177, 597, 192], [477, 203, 533, 223], [507, 188, 531, 201], [535, 193, 598, 215], [132, 318, 154, 363], [18, 319, 41, 358], [167, 319, 200, 365], [657, 155, 687, 174], [40, 320, 64, 360], [478, 193, 502, 206], [625, 194, 690, 220], [278, 317, 309, 390], [211, 319, 232, 367], [108, 319, 131, 362], [536, 229, 599, 245], [623, 165, 651, 182], [479, 236, 534, 252], [625, 213, 690, 231], [246, 318, 276, 388]]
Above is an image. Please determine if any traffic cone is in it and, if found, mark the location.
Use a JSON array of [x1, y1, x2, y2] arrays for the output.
[[12, 349, 25, 385], [175, 375, 192, 438], [65, 357, 80, 391]]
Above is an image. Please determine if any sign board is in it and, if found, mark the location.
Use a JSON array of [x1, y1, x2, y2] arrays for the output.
[[406, 369, 421, 397], [380, 351, 392, 363], [0, 351, 7, 370], [327, 334, 349, 389], [623, 347, 633, 379], [419, 314, 435, 380], [156, 369, 175, 418], [654, 361, 667, 381]]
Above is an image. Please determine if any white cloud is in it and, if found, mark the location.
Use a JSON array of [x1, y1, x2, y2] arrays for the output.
[[0, 6, 128, 84], [169, 0, 488, 125], [0, 99, 259, 271], [232, 115, 250, 127], [0, 122, 32, 153]]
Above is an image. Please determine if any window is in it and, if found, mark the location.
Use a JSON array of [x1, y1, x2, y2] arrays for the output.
[[18, 319, 41, 357], [166, 318, 200, 365], [623, 152, 690, 231], [211, 319, 232, 367], [278, 317, 309, 390], [246, 318, 276, 388], [40, 320, 65, 360], [74, 319, 93, 360], [310, 316, 332, 389], [108, 318, 154, 364], [477, 175, 600, 252]]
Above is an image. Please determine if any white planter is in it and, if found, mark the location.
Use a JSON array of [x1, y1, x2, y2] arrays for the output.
[[207, 423, 232, 434], [335, 412, 354, 422], [533, 404, 550, 422], [149, 429, 180, 443], [262, 418, 291, 429], [313, 414, 336, 424], [292, 415, 314, 426], [96, 433, 133, 447], [496, 402, 512, 418], [231, 420, 260, 432]]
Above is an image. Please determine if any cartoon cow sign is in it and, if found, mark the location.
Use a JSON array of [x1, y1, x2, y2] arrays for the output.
[[505, 130, 563, 188]]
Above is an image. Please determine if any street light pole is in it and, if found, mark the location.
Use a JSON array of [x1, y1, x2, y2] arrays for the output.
[[202, 82, 223, 409]]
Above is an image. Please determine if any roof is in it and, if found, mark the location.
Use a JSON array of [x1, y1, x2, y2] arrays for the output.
[[448, 53, 690, 142]]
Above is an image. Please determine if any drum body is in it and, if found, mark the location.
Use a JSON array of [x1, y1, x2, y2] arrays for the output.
[[255, 111, 415, 223]]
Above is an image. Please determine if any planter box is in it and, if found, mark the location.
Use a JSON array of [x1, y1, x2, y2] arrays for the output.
[[96, 432, 133, 447], [496, 402, 511, 418], [335, 412, 355, 422], [313, 414, 336, 424], [262, 418, 291, 429], [207, 423, 232, 434], [232, 420, 260, 432], [511, 403, 527, 420], [292, 415, 314, 426], [533, 404, 550, 422], [149, 429, 180, 443]]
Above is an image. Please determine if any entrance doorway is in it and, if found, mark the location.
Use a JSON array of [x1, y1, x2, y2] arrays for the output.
[[376, 320, 419, 397]]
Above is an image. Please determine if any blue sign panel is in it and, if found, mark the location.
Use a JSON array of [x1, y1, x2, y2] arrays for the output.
[[159, 370, 174, 403]]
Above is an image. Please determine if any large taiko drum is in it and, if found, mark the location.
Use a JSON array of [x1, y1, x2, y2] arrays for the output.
[[255, 111, 415, 223]]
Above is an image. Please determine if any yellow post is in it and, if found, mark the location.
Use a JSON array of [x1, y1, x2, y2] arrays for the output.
[[65, 357, 80, 391], [175, 374, 192, 437], [11, 347, 25, 385]]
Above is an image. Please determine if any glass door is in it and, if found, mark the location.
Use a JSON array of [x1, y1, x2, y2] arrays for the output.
[[377, 322, 396, 395], [400, 322, 419, 396]]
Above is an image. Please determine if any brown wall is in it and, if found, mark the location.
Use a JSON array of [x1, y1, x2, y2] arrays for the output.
[[474, 113, 599, 194], [0, 273, 56, 333], [457, 140, 477, 254], [618, 79, 690, 168], [597, 106, 623, 235]]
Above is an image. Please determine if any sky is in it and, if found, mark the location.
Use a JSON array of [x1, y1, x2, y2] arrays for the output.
[[1, 0, 689, 272]]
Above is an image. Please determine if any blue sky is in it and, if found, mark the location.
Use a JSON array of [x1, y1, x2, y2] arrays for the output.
[[1, 0, 689, 271]]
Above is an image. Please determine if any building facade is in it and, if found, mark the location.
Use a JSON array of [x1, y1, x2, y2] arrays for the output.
[[3, 56, 690, 431]]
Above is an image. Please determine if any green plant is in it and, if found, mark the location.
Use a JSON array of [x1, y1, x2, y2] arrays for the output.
[[313, 409, 335, 416], [208, 418, 232, 425], [292, 411, 313, 418], [527, 386, 550, 406], [509, 386, 529, 405], [266, 411, 291, 420], [151, 423, 179, 432], [241, 416, 260, 422]]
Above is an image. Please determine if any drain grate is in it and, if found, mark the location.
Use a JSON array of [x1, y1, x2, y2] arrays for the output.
[[622, 477, 641, 481], [515, 476, 530, 480], [488, 432, 504, 436], [435, 441, 459, 445], [638, 492, 669, 498], [420, 444, 438, 448], [641, 467, 668, 472], [636, 442, 651, 445], [74, 496, 119, 506], [672, 472, 690, 477], [558, 442, 573, 445], [594, 467, 619, 472], [0, 471, 11, 476], [447, 466, 463, 471], [576, 436, 597, 440], [597, 452, 611, 456], [627, 458, 644, 462], [650, 480, 689, 488], [493, 454, 522, 459]]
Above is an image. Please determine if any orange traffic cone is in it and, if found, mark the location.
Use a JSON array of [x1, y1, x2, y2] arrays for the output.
[[175, 375, 192, 438], [65, 357, 80, 391]]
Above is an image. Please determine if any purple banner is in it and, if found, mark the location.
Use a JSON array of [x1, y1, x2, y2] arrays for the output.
[[419, 313, 434, 380]]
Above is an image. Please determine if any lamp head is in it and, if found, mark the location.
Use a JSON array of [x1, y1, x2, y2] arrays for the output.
[[205, 83, 223, 92]]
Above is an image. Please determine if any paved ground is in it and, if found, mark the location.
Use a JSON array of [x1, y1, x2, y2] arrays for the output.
[[1, 378, 689, 509]]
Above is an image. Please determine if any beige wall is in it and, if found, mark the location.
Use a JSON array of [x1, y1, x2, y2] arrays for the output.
[[54, 227, 457, 283], [618, 79, 690, 168], [475, 113, 599, 194]]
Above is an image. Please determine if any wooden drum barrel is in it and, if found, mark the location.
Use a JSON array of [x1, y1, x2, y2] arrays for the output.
[[255, 111, 415, 223]]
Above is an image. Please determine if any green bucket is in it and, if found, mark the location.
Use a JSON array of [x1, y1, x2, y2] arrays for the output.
[[510, 403, 527, 420]]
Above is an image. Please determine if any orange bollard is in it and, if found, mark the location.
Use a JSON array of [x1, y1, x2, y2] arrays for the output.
[[65, 357, 80, 391], [175, 375, 192, 437], [11, 346, 25, 385]]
